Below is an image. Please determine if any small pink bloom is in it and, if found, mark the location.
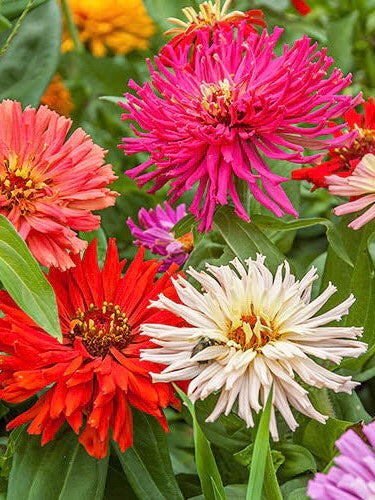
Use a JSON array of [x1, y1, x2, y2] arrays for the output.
[[127, 202, 192, 271], [326, 153, 375, 230], [0, 100, 118, 269], [120, 24, 361, 231]]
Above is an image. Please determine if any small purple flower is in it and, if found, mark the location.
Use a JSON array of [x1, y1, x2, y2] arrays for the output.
[[308, 422, 375, 499], [127, 202, 193, 271]]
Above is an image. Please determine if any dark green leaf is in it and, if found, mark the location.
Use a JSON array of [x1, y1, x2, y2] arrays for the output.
[[0, 215, 61, 340], [246, 387, 274, 500], [214, 207, 285, 272], [0, 0, 61, 106], [1, 0, 48, 20], [114, 409, 183, 500], [275, 444, 316, 482], [7, 427, 108, 500], [174, 385, 226, 500], [79, 228, 108, 267], [173, 214, 197, 239], [280, 477, 309, 500], [0, 14, 11, 31], [252, 215, 352, 267]]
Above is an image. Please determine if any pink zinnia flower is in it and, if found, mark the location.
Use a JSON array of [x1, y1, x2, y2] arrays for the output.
[[0, 100, 118, 269], [127, 202, 193, 271], [120, 25, 361, 231], [326, 153, 375, 230], [308, 421, 375, 499]]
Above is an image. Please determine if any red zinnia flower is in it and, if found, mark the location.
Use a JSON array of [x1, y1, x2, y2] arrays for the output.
[[163, 0, 265, 56], [291, 0, 311, 16], [0, 100, 118, 270], [292, 98, 375, 189], [0, 240, 181, 459]]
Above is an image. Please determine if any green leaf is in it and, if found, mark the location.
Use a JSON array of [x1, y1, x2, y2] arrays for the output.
[[0, 14, 11, 31], [275, 444, 316, 482], [1, 0, 48, 20], [143, 0, 200, 31], [300, 417, 351, 463], [0, 0, 61, 106], [99, 95, 127, 105], [114, 409, 183, 500], [246, 387, 275, 500], [252, 215, 353, 267], [280, 477, 309, 500], [327, 11, 359, 74], [0, 215, 61, 340], [173, 214, 197, 239], [320, 217, 375, 370], [174, 385, 226, 500], [214, 207, 285, 272], [7, 427, 109, 500], [79, 228, 108, 267]]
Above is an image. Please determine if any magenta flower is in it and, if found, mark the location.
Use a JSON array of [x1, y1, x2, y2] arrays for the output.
[[119, 24, 361, 231], [308, 422, 375, 499], [127, 202, 193, 271]]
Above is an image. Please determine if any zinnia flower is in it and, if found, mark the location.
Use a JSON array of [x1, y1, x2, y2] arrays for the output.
[[308, 421, 375, 499], [61, 0, 156, 57], [164, 0, 265, 54], [326, 153, 375, 230], [0, 240, 182, 459], [120, 25, 361, 231], [141, 256, 366, 439], [292, 98, 375, 189], [40, 74, 74, 117], [0, 99, 117, 269], [127, 202, 193, 271], [291, 0, 311, 15]]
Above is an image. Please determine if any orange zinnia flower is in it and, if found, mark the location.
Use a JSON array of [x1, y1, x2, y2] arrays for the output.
[[40, 74, 74, 117], [0, 241, 181, 459], [0, 100, 117, 269]]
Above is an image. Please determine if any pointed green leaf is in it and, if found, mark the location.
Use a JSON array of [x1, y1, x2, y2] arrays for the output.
[[174, 385, 226, 500], [214, 207, 285, 272], [7, 427, 108, 500], [0, 215, 61, 340], [114, 409, 183, 500], [246, 387, 274, 500]]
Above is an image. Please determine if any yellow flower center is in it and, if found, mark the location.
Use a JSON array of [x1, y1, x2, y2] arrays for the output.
[[200, 79, 233, 122], [176, 231, 194, 253], [228, 314, 279, 351], [0, 156, 49, 212], [68, 302, 131, 357]]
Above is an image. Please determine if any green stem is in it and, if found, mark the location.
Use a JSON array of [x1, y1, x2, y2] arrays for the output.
[[262, 445, 282, 500], [60, 0, 84, 53], [0, 0, 34, 59]]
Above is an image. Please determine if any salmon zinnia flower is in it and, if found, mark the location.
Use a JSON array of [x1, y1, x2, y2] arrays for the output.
[[61, 0, 156, 57], [0, 240, 181, 459], [0, 100, 117, 270], [292, 98, 375, 189], [121, 25, 361, 231], [141, 256, 365, 439]]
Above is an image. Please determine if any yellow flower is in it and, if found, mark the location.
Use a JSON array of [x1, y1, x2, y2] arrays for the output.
[[40, 74, 74, 117], [62, 0, 156, 57]]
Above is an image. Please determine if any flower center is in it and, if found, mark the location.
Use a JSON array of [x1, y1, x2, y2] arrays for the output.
[[227, 314, 279, 351], [68, 302, 131, 357], [200, 79, 233, 122], [0, 156, 49, 212], [176, 231, 194, 253], [334, 127, 375, 172]]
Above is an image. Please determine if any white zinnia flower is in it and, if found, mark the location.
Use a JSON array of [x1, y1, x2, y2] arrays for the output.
[[327, 153, 375, 230], [141, 255, 366, 439]]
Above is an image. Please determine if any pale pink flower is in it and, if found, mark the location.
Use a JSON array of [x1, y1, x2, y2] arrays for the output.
[[120, 24, 361, 231], [141, 256, 366, 439], [327, 153, 375, 230], [0, 100, 118, 269]]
